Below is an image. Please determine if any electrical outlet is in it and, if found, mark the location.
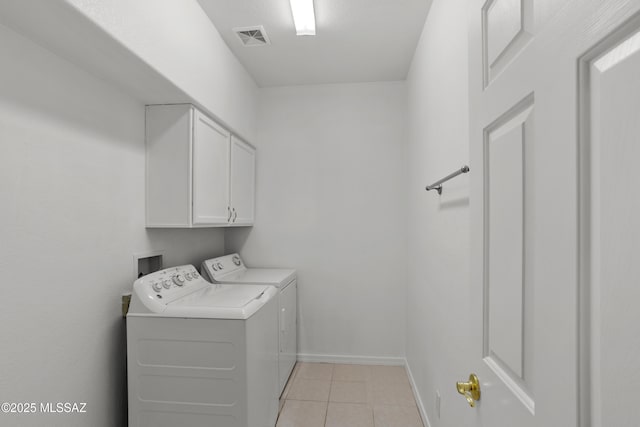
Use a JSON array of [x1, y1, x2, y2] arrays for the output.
[[435, 390, 441, 419]]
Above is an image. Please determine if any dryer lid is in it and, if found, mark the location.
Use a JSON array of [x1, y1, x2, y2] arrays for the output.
[[215, 268, 296, 287]]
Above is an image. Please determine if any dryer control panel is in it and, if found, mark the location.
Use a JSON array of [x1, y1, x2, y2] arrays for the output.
[[202, 253, 245, 281], [132, 265, 208, 312]]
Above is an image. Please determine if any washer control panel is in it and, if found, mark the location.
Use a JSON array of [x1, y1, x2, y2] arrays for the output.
[[134, 265, 203, 303]]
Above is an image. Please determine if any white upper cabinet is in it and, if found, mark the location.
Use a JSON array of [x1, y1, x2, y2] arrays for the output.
[[145, 104, 255, 228], [229, 135, 256, 226]]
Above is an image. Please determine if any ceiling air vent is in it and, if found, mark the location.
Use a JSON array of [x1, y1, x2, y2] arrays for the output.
[[233, 26, 271, 47]]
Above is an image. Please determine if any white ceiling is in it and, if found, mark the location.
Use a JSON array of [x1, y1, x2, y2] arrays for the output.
[[197, 0, 432, 87]]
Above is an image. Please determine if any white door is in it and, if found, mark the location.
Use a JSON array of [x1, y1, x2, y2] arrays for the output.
[[229, 135, 256, 225], [192, 110, 230, 225], [467, 0, 640, 425]]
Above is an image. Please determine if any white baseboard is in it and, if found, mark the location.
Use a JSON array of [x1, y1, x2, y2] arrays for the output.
[[405, 361, 432, 427], [296, 353, 405, 366]]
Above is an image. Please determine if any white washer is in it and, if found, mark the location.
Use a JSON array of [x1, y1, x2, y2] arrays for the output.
[[127, 264, 279, 427], [202, 254, 297, 395]]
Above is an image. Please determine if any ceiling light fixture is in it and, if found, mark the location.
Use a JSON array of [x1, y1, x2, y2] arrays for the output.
[[289, 0, 316, 36]]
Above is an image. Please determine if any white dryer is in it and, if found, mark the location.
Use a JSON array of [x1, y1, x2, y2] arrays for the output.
[[202, 254, 297, 395], [126, 264, 279, 427]]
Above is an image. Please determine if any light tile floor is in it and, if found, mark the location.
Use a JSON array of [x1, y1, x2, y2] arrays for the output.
[[277, 363, 425, 427]]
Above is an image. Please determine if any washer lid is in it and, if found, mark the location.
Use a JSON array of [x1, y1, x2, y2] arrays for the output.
[[214, 268, 296, 287], [163, 284, 277, 319]]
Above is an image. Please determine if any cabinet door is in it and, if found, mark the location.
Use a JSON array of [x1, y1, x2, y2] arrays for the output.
[[229, 136, 255, 225], [192, 111, 230, 225]]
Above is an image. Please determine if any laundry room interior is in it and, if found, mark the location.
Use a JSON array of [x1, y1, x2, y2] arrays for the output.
[[2, 0, 639, 426]]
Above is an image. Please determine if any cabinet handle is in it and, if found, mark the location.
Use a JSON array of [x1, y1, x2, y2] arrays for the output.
[[227, 206, 232, 222], [233, 208, 237, 222]]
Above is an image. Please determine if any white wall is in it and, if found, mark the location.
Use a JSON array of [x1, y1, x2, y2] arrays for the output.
[[64, 0, 258, 141], [0, 24, 225, 427], [226, 82, 408, 363], [405, 0, 472, 425]]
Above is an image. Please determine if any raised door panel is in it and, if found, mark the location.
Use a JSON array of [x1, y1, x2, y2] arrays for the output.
[[483, 98, 534, 411], [229, 136, 255, 225], [482, 0, 533, 86], [487, 120, 524, 378], [584, 21, 640, 427], [192, 111, 230, 225], [486, 0, 521, 65]]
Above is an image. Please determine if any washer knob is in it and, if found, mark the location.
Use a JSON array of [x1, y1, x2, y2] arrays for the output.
[[192, 271, 199, 279], [173, 275, 186, 286], [185, 273, 192, 281], [217, 262, 224, 270], [211, 263, 218, 271], [162, 280, 171, 289], [151, 282, 162, 292], [232, 255, 241, 266]]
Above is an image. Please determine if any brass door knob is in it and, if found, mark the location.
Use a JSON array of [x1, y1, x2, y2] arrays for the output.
[[456, 373, 481, 407]]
